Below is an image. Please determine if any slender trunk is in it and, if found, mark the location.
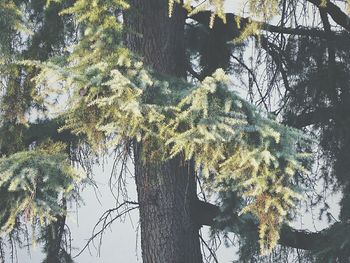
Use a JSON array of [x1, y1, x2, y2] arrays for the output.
[[42, 201, 67, 263], [124, 1, 203, 262]]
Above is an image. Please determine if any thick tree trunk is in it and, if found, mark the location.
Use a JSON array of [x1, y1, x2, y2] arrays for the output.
[[133, 144, 202, 263], [124, 1, 203, 263], [124, 0, 186, 76]]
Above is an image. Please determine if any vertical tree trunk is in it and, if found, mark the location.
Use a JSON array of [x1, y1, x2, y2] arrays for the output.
[[42, 212, 66, 263], [124, 0, 186, 76], [124, 1, 203, 262], [133, 145, 202, 263]]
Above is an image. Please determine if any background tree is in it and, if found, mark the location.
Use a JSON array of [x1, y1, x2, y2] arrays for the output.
[[1, 0, 350, 262]]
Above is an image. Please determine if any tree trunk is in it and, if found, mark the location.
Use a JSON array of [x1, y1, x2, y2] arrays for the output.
[[124, 1, 203, 263], [133, 144, 202, 263]]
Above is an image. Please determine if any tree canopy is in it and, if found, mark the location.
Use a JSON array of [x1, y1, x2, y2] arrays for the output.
[[1, 0, 350, 262]]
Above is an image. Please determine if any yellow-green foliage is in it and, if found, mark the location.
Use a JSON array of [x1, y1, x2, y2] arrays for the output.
[[248, 0, 279, 19], [30, 0, 311, 254], [38, 63, 309, 254], [0, 146, 84, 234]]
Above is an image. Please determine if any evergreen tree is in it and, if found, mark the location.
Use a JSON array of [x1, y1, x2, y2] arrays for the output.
[[1, 0, 350, 262]]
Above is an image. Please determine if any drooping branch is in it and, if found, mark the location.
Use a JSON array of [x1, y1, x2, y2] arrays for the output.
[[199, 232, 219, 263], [194, 200, 334, 251], [74, 201, 139, 258], [259, 35, 292, 95], [230, 54, 269, 111]]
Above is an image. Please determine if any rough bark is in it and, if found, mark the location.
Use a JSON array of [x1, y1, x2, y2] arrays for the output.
[[124, 1, 203, 262], [124, 0, 186, 77], [134, 145, 202, 263]]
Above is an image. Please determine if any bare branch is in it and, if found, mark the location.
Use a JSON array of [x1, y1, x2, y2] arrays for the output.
[[199, 232, 219, 263], [231, 54, 269, 111], [73, 201, 139, 259]]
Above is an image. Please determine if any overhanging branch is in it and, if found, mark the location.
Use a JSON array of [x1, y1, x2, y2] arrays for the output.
[[194, 200, 332, 251], [189, 10, 347, 39], [307, 0, 350, 32]]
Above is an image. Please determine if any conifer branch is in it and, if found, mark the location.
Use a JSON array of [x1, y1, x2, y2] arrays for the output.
[[194, 200, 338, 251], [190, 10, 348, 39]]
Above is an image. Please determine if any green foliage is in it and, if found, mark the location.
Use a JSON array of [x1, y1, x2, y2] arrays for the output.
[[0, 146, 83, 234], [0, 1, 28, 60], [6, 0, 347, 260], [37, 62, 310, 255], [61, 0, 129, 65], [23, 0, 314, 254], [162, 70, 310, 254], [0, 0, 76, 156], [248, 0, 279, 19]]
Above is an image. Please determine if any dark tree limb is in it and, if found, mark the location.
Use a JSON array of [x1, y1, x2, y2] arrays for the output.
[[189, 10, 347, 39], [23, 118, 79, 147], [286, 107, 337, 128], [193, 200, 220, 226], [319, 7, 339, 104], [194, 200, 335, 251], [186, 60, 204, 81], [278, 225, 327, 250], [307, 0, 350, 32]]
